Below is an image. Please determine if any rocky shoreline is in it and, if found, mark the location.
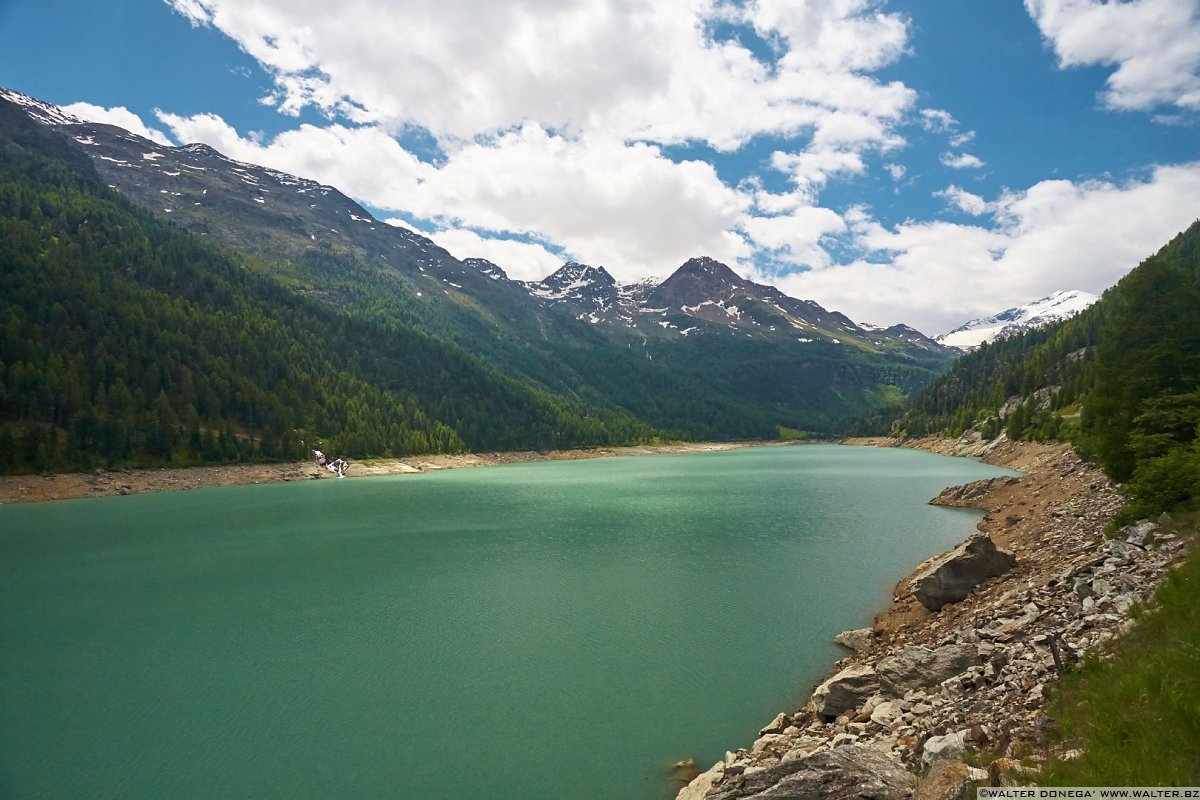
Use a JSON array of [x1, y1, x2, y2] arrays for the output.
[[677, 434, 1190, 799], [0, 441, 755, 505]]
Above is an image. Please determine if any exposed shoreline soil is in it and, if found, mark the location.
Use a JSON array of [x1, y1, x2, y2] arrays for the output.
[[677, 434, 1190, 799], [0, 441, 764, 505]]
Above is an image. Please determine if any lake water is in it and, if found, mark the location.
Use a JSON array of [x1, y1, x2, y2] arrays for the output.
[[0, 445, 1017, 799]]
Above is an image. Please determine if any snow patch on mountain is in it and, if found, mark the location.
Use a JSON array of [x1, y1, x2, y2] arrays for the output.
[[937, 290, 1099, 350]]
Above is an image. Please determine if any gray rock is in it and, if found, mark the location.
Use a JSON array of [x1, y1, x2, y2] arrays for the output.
[[910, 534, 1016, 611], [921, 730, 968, 766], [703, 745, 915, 800], [877, 643, 978, 696], [833, 627, 875, 652], [1118, 520, 1159, 547], [870, 699, 904, 726], [810, 664, 880, 720]]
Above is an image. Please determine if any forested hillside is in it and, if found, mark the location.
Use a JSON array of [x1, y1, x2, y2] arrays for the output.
[[0, 101, 657, 474], [892, 221, 1200, 521]]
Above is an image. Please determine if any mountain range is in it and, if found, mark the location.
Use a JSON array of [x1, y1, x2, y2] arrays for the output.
[[0, 87, 957, 472]]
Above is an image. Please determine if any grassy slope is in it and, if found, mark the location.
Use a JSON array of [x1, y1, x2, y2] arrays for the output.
[[1043, 515, 1199, 784]]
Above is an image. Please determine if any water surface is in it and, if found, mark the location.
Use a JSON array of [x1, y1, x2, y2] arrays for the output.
[[0, 444, 1017, 799]]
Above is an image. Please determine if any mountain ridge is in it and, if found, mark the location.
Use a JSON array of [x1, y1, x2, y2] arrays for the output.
[[936, 289, 1099, 350]]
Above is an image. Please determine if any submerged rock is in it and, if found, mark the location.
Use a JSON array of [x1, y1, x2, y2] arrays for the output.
[[909, 534, 1016, 611]]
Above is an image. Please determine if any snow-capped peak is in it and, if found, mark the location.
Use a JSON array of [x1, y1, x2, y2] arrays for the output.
[[937, 289, 1099, 350], [0, 88, 85, 126]]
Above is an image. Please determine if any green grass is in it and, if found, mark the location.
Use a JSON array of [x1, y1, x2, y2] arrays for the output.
[[1042, 513, 1200, 785], [778, 426, 806, 441]]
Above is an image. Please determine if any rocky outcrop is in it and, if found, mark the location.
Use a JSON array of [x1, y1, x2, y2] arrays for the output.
[[810, 664, 879, 720], [677, 441, 1189, 800], [702, 746, 915, 800], [909, 534, 1016, 611], [929, 477, 1019, 508]]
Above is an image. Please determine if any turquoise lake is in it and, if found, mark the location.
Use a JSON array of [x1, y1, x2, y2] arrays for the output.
[[0, 444, 1018, 799]]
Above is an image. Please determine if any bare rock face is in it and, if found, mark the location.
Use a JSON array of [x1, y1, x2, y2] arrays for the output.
[[909, 534, 1016, 611], [704, 745, 914, 800], [810, 664, 879, 720], [877, 643, 978, 696]]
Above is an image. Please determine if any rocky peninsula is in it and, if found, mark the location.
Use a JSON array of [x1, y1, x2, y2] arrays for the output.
[[677, 434, 1189, 799]]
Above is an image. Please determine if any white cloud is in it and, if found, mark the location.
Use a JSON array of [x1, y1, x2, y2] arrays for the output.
[[949, 130, 976, 148], [774, 162, 1200, 334], [919, 108, 956, 132], [884, 162, 906, 181], [770, 146, 867, 201], [164, 0, 915, 151], [59, 102, 174, 146], [1025, 0, 1200, 111], [742, 206, 846, 268], [940, 152, 985, 170], [426, 228, 565, 282], [934, 185, 989, 215]]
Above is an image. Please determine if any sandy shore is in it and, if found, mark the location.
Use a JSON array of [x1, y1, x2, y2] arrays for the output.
[[0, 441, 764, 505]]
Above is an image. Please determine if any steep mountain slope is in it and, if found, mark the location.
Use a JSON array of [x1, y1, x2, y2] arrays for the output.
[[0, 95, 658, 474], [2, 88, 959, 440], [937, 290, 1099, 350]]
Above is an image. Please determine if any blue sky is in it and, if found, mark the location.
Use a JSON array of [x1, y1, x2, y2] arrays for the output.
[[3, 0, 1199, 333]]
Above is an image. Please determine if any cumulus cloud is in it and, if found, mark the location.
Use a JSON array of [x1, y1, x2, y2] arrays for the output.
[[940, 152, 985, 170], [741, 206, 846, 268], [775, 162, 1200, 333], [1025, 0, 1200, 111], [164, 0, 915, 151], [59, 102, 174, 145]]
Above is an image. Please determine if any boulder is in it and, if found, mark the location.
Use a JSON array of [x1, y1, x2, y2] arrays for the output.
[[704, 745, 915, 800], [877, 643, 978, 696], [909, 534, 1016, 611], [678, 762, 725, 800], [870, 699, 904, 726], [810, 664, 880, 721], [758, 713, 788, 736], [833, 627, 875, 652], [1117, 519, 1159, 547], [921, 730, 968, 767]]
